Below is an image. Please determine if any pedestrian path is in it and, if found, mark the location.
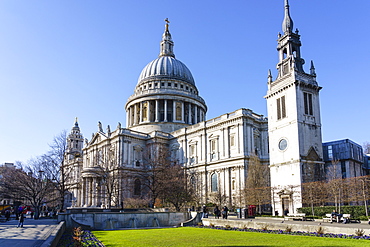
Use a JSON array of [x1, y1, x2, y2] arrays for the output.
[[0, 217, 59, 247]]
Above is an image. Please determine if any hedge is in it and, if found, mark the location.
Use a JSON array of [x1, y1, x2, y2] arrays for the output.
[[298, 205, 370, 219]]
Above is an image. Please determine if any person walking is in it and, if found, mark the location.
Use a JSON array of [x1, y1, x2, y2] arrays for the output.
[[222, 206, 229, 219], [214, 206, 221, 219], [17, 213, 25, 228]]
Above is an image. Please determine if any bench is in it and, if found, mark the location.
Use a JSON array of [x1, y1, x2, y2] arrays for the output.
[[284, 213, 306, 221], [322, 213, 333, 223], [322, 213, 357, 223]]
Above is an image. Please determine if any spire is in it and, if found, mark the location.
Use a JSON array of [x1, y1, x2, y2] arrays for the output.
[[72, 117, 80, 131], [282, 0, 294, 34], [268, 69, 273, 83], [159, 18, 175, 58], [310, 60, 316, 76]]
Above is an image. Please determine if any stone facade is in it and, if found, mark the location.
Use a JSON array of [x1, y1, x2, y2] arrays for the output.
[[266, 0, 324, 215], [63, 1, 324, 214]]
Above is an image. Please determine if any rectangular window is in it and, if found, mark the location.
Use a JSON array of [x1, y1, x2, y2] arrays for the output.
[[328, 145, 333, 159], [304, 92, 313, 115], [276, 96, 286, 120], [230, 135, 235, 147]]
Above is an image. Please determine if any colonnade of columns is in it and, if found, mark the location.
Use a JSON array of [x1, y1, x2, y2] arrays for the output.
[[127, 99, 205, 127], [81, 177, 104, 207]]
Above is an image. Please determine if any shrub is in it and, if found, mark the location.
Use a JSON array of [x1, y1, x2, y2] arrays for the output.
[[316, 226, 325, 235], [355, 229, 365, 237], [261, 224, 269, 231], [285, 225, 292, 233]]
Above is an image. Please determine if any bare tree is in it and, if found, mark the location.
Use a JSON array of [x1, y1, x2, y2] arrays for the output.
[[326, 159, 344, 212], [161, 163, 194, 211], [244, 155, 270, 214], [209, 188, 228, 207], [302, 181, 326, 216], [141, 142, 171, 208], [41, 130, 70, 211], [363, 142, 370, 155], [93, 142, 121, 209], [0, 160, 55, 219]]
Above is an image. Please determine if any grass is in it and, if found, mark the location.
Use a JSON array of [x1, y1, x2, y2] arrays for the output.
[[92, 227, 370, 247]]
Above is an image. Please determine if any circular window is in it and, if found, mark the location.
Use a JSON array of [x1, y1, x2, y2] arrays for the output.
[[278, 139, 288, 151]]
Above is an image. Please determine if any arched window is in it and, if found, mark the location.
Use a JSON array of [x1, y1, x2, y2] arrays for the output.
[[211, 173, 218, 192], [134, 179, 141, 196]]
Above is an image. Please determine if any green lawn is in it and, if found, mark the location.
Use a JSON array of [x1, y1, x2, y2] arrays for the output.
[[92, 227, 370, 247]]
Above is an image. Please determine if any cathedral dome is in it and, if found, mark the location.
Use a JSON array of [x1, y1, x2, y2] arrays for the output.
[[138, 56, 195, 85], [125, 19, 207, 134]]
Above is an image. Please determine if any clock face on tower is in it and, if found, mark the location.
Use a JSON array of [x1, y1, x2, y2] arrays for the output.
[[278, 138, 288, 151]]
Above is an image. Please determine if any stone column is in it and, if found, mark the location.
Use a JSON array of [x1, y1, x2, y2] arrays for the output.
[[164, 100, 168, 122], [127, 107, 131, 127], [126, 108, 130, 127], [139, 102, 143, 123], [188, 103, 192, 124], [88, 178, 92, 206], [147, 100, 151, 122], [155, 100, 159, 122], [194, 105, 198, 123], [181, 102, 185, 123], [81, 178, 86, 207], [134, 104, 138, 125], [173, 100, 176, 122]]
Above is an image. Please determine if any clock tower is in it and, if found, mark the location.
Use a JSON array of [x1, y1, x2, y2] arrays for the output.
[[265, 0, 324, 215]]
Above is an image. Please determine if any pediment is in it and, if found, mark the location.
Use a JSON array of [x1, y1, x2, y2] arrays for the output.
[[89, 132, 107, 145], [302, 146, 321, 161]]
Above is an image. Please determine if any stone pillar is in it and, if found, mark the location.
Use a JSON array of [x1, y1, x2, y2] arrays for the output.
[[173, 100, 176, 122], [126, 108, 130, 127], [194, 105, 198, 123], [188, 103, 192, 124], [128, 107, 131, 127], [139, 102, 143, 123], [134, 104, 138, 125], [87, 178, 92, 206], [164, 100, 168, 122], [155, 100, 159, 122], [81, 178, 86, 207], [147, 100, 151, 122], [181, 102, 185, 123]]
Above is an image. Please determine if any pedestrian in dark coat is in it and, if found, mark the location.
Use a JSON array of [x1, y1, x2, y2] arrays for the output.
[[17, 213, 25, 228], [222, 206, 229, 219]]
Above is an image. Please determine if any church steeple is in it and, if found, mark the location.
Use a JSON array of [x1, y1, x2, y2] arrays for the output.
[[282, 0, 293, 34], [67, 118, 84, 159], [159, 18, 175, 58], [276, 0, 305, 78]]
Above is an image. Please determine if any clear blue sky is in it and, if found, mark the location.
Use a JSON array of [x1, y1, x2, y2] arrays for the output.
[[1, 0, 369, 164]]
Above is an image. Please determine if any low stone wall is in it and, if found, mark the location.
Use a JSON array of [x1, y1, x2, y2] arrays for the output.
[[59, 211, 189, 230], [40, 221, 66, 247], [202, 217, 367, 236]]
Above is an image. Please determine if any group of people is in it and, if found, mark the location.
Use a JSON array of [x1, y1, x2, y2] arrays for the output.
[[201, 205, 229, 219], [213, 206, 229, 219], [331, 210, 348, 223]]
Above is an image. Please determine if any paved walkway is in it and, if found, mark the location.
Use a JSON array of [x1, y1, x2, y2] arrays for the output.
[[232, 215, 370, 229], [0, 217, 59, 247]]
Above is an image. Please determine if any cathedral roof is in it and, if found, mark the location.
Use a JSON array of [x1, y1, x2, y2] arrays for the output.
[[137, 19, 195, 86], [138, 56, 195, 85]]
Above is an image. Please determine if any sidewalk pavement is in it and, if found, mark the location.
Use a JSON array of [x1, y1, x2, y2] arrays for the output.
[[226, 215, 370, 232], [0, 216, 59, 247]]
